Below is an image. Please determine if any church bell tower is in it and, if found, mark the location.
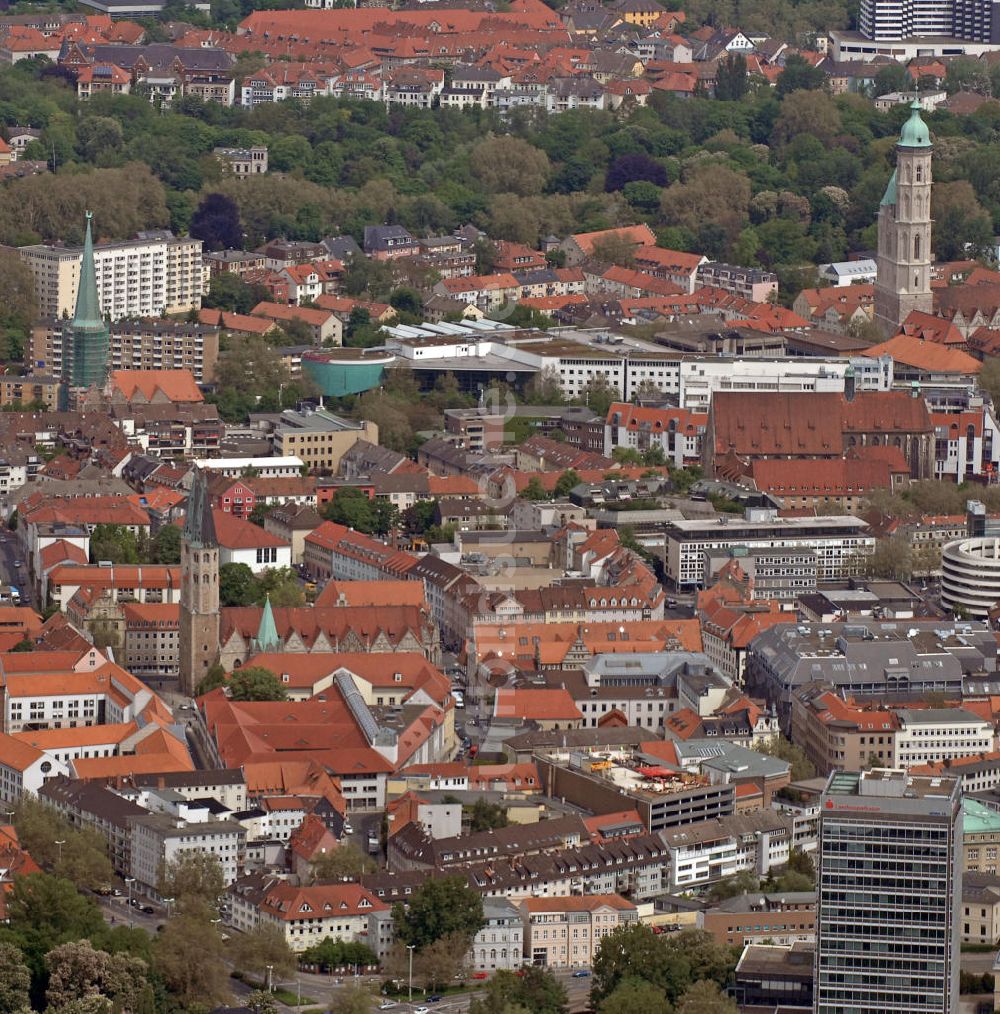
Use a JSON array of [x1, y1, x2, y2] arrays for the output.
[[874, 100, 934, 337], [179, 468, 220, 696]]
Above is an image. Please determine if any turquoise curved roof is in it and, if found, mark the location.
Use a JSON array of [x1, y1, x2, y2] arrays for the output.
[[898, 100, 931, 148], [880, 169, 897, 207]]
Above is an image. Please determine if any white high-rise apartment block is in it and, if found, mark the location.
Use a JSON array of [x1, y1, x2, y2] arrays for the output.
[[19, 230, 205, 321]]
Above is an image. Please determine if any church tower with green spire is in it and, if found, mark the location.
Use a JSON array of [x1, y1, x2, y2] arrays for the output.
[[68, 211, 110, 389], [874, 101, 934, 337], [179, 468, 220, 695]]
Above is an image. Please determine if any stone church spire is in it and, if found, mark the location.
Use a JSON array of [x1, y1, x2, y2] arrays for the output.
[[874, 101, 934, 337]]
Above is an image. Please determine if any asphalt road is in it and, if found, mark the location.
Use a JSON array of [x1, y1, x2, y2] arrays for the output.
[[0, 529, 32, 608]]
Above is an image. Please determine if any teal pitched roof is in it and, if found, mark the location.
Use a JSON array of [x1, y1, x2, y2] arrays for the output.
[[898, 99, 932, 148], [73, 211, 104, 329], [880, 169, 897, 207], [255, 595, 279, 652]]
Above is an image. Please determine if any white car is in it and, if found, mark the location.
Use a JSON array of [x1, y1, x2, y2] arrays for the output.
[[343, 822, 354, 835], [378, 1003, 397, 1010], [414, 1008, 430, 1014]]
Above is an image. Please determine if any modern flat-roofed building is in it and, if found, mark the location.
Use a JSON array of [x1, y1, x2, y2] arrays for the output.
[[815, 768, 961, 1014], [664, 509, 874, 589]]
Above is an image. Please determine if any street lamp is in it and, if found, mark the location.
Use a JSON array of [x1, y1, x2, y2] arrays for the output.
[[163, 897, 174, 920], [407, 944, 416, 1003], [124, 877, 135, 928], [54, 838, 65, 864], [266, 964, 274, 994]]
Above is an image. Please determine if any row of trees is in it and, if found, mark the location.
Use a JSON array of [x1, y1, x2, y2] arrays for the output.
[[6, 55, 1000, 312]]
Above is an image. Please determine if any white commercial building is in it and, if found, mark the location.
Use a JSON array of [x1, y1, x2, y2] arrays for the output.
[[190, 456, 306, 479], [893, 708, 995, 768], [19, 232, 205, 321], [664, 510, 875, 589], [662, 811, 792, 891]]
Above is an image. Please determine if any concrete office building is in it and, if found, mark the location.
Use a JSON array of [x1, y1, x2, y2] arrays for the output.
[[663, 509, 874, 589], [815, 769, 961, 1014]]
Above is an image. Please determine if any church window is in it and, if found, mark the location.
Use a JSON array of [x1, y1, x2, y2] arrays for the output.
[[914, 234, 921, 259], [916, 164, 923, 182]]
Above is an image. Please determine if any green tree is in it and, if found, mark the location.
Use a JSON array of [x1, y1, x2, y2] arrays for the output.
[[311, 842, 375, 882], [153, 915, 229, 1009], [579, 376, 621, 417], [707, 869, 761, 901], [715, 53, 749, 101], [598, 979, 672, 1014], [149, 524, 181, 564], [219, 562, 257, 606], [591, 925, 689, 1008], [197, 662, 226, 696], [228, 924, 295, 982], [755, 735, 815, 780], [7, 873, 104, 946], [54, 828, 114, 892], [521, 477, 550, 502], [675, 980, 738, 1014], [392, 875, 485, 951], [331, 982, 376, 1014], [323, 487, 398, 536], [45, 940, 149, 1013], [0, 941, 32, 1014], [469, 966, 567, 1014], [227, 666, 287, 702], [934, 180, 994, 260], [554, 469, 581, 499], [469, 136, 550, 196], [156, 851, 225, 921], [873, 63, 909, 95], [89, 525, 140, 565], [468, 797, 508, 833], [203, 272, 269, 315], [253, 566, 304, 608], [775, 53, 826, 95], [302, 938, 377, 969]]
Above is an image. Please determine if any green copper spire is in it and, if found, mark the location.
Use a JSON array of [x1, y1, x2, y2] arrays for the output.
[[880, 169, 897, 207], [69, 211, 110, 388], [898, 99, 932, 148], [255, 594, 280, 652]]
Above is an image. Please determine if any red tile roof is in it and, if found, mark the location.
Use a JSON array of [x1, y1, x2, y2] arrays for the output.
[[494, 688, 582, 722], [110, 369, 203, 403], [863, 333, 981, 374], [570, 224, 656, 255]]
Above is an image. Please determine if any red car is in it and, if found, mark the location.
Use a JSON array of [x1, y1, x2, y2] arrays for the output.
[[471, 972, 489, 980]]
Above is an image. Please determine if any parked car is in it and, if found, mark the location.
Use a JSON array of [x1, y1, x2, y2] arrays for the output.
[[378, 1002, 397, 1010], [472, 972, 489, 980], [572, 970, 591, 978], [141, 905, 155, 915]]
